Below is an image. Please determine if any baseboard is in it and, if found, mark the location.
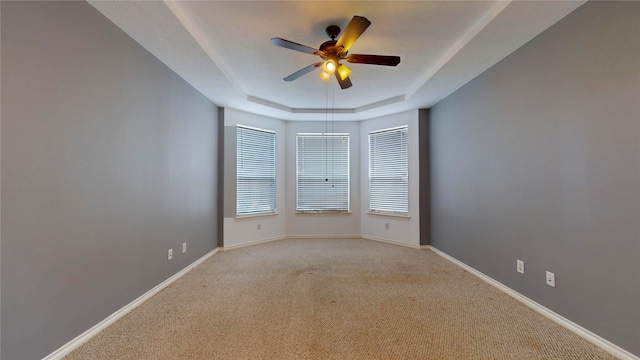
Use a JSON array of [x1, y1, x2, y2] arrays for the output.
[[43, 247, 220, 360], [222, 235, 286, 250], [361, 235, 422, 249], [429, 246, 639, 360]]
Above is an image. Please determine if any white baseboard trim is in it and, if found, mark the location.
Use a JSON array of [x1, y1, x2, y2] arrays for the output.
[[361, 235, 421, 249], [43, 247, 220, 360], [429, 246, 638, 360], [222, 235, 286, 251]]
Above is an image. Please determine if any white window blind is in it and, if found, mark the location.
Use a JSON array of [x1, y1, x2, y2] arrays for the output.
[[369, 126, 408, 215], [236, 125, 276, 216], [296, 133, 350, 212]]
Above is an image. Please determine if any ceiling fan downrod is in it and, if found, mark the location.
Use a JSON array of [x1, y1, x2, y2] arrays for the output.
[[325, 25, 341, 41]]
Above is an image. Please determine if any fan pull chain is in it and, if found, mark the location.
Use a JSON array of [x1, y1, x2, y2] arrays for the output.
[[331, 84, 335, 188], [325, 80, 329, 182]]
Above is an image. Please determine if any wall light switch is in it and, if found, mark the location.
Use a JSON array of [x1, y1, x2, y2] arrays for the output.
[[168, 249, 173, 260], [182, 242, 187, 253]]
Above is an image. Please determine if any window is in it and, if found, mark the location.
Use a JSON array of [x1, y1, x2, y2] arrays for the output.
[[236, 125, 276, 216], [369, 126, 408, 215], [296, 133, 349, 212]]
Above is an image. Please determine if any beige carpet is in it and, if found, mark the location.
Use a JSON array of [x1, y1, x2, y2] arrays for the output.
[[65, 238, 617, 359]]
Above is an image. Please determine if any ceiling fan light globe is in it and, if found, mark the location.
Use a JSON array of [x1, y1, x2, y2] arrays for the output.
[[322, 60, 336, 74], [318, 70, 331, 82], [337, 64, 352, 81]]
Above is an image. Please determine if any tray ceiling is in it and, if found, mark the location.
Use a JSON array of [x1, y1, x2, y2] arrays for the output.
[[88, 1, 585, 121]]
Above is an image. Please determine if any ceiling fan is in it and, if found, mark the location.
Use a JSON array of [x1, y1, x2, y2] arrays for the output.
[[270, 16, 401, 89]]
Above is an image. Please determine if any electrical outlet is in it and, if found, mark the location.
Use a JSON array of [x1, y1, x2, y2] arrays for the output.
[[168, 249, 173, 260], [517, 260, 525, 274], [257, 223, 261, 230], [546, 271, 556, 287], [385, 223, 389, 230], [182, 242, 187, 253]]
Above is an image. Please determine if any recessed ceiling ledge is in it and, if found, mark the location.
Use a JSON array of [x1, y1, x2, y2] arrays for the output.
[[246, 95, 356, 114], [355, 95, 406, 113], [404, 0, 511, 99], [246, 95, 293, 112], [292, 108, 355, 114], [247, 94, 406, 115], [164, 0, 248, 97]]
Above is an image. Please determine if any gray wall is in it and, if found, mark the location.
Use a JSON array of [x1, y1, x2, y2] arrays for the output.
[[1, 2, 219, 359], [430, 1, 639, 355]]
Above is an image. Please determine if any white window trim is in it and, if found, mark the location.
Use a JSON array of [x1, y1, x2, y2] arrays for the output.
[[296, 133, 350, 213], [236, 125, 276, 217], [366, 210, 410, 219], [368, 125, 409, 216], [235, 211, 278, 220]]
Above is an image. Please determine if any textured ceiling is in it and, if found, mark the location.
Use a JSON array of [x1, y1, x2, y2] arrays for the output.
[[88, 1, 585, 121]]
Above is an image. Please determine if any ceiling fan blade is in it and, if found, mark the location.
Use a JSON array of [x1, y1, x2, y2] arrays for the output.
[[336, 75, 352, 89], [335, 16, 371, 52], [283, 63, 322, 81], [271, 37, 319, 55], [346, 54, 401, 66]]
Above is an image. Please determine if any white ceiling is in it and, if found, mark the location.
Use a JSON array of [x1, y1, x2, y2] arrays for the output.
[[88, 1, 585, 121]]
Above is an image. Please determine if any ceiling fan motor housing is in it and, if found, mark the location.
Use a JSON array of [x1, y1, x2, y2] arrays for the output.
[[321, 25, 346, 60]]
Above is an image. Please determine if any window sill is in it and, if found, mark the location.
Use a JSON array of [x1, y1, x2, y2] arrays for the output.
[[367, 211, 410, 220], [295, 211, 352, 215], [235, 211, 278, 220]]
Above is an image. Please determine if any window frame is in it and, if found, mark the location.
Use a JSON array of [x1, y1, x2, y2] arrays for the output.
[[368, 125, 409, 217], [296, 133, 350, 213], [236, 125, 276, 217]]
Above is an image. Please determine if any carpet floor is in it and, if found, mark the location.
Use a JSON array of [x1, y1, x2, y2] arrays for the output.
[[65, 238, 618, 359]]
